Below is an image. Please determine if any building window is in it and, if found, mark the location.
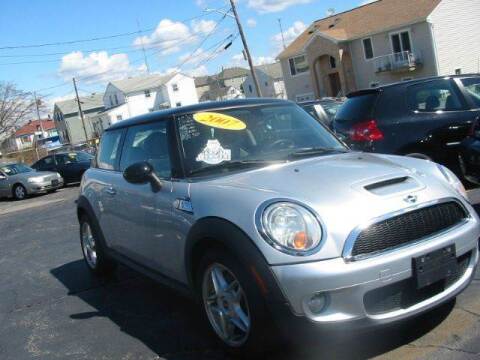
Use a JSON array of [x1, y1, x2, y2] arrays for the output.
[[172, 84, 179, 92], [114, 94, 119, 105], [265, 81, 269, 87], [145, 90, 151, 97], [116, 115, 123, 121], [391, 31, 412, 53], [455, 68, 462, 75], [288, 55, 309, 76], [248, 85, 253, 93], [109, 95, 114, 106], [176, 102, 182, 107], [329, 56, 337, 69], [362, 38, 374, 60]]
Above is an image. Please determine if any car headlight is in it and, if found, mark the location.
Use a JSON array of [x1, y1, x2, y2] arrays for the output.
[[259, 202, 322, 255], [28, 176, 45, 183], [56, 172, 62, 178], [437, 164, 468, 200]]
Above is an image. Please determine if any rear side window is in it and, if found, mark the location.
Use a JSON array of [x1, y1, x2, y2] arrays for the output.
[[120, 122, 172, 178], [97, 130, 123, 170], [335, 93, 378, 122], [461, 77, 480, 108], [407, 79, 465, 112]]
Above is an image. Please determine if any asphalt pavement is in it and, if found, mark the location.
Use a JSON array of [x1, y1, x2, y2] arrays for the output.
[[0, 187, 479, 360]]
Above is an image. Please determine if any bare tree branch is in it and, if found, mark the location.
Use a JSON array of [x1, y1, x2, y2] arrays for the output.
[[0, 82, 42, 139]]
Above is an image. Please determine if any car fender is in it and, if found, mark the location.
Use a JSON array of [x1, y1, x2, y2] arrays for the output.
[[184, 216, 286, 303]]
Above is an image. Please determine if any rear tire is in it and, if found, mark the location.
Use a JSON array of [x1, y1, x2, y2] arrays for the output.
[[13, 184, 27, 200], [79, 215, 116, 276], [197, 249, 275, 356]]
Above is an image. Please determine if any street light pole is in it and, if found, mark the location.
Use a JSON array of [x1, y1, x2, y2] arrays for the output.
[[228, 0, 262, 97], [72, 77, 89, 143]]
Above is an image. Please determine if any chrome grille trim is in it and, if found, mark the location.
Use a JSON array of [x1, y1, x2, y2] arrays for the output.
[[342, 197, 472, 262]]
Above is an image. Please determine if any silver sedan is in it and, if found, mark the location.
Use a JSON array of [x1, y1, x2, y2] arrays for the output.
[[0, 162, 64, 200]]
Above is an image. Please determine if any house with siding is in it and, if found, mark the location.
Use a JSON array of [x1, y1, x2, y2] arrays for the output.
[[243, 62, 286, 99], [278, 0, 480, 101], [94, 73, 198, 133], [53, 94, 104, 145], [195, 67, 250, 102]]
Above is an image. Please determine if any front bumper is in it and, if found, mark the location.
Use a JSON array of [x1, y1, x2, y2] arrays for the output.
[[26, 178, 64, 194], [271, 217, 479, 330]]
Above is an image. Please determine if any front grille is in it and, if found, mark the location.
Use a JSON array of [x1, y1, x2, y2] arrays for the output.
[[351, 202, 467, 258], [364, 251, 471, 315]]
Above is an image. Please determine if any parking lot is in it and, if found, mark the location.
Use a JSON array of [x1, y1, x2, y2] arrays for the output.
[[0, 187, 479, 360]]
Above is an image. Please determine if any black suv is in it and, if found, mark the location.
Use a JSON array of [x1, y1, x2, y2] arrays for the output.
[[333, 75, 480, 175], [32, 151, 93, 184]]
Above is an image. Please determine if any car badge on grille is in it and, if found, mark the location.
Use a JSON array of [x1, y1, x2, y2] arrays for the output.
[[404, 195, 418, 204]]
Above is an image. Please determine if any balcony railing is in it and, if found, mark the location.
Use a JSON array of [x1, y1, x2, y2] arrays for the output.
[[373, 51, 422, 73]]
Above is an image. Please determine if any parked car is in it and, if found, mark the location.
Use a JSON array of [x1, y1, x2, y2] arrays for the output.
[[32, 151, 93, 184], [77, 99, 479, 354], [0, 162, 63, 200], [333, 75, 480, 176], [298, 98, 345, 126]]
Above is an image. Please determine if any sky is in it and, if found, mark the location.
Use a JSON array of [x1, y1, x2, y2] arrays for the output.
[[0, 0, 366, 111]]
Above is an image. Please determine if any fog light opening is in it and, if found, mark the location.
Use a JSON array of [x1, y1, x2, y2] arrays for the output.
[[308, 293, 328, 315]]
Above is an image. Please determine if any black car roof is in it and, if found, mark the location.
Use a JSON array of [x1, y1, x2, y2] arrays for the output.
[[107, 98, 294, 131], [347, 74, 480, 98]]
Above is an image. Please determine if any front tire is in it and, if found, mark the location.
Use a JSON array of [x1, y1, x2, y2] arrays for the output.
[[79, 215, 116, 276], [197, 250, 274, 355], [13, 184, 27, 200]]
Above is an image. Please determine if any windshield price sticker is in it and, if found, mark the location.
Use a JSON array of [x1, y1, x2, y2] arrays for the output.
[[193, 112, 246, 131], [196, 139, 232, 165]]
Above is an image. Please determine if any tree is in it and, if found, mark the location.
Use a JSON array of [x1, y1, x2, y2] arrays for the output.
[[0, 82, 42, 139]]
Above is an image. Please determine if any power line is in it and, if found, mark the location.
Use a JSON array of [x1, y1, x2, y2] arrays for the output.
[[0, 11, 220, 50]]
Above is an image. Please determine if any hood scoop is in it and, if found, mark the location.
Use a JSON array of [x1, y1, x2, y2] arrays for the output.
[[363, 176, 422, 196]]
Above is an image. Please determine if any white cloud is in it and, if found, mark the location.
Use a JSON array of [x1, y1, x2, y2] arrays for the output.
[[271, 20, 306, 53], [247, 0, 312, 13], [185, 65, 209, 77], [230, 53, 275, 67], [191, 19, 217, 35], [133, 19, 197, 55], [58, 51, 138, 83], [247, 18, 257, 28]]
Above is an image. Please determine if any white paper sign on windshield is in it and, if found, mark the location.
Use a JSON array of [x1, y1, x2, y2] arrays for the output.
[[196, 139, 231, 165]]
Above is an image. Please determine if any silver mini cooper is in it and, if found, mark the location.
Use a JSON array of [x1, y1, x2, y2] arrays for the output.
[[77, 99, 479, 353]]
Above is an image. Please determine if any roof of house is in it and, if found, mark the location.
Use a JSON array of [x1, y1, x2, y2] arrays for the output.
[[254, 62, 283, 80], [110, 74, 175, 94], [55, 93, 104, 115], [218, 67, 250, 80], [278, 0, 442, 59], [15, 119, 56, 137], [194, 76, 211, 87]]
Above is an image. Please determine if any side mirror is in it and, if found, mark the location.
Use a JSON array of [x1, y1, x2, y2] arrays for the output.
[[123, 162, 162, 190]]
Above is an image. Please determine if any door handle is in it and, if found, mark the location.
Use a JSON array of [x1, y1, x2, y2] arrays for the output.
[[105, 186, 117, 196]]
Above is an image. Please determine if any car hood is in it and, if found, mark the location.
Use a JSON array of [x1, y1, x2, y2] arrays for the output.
[[191, 152, 468, 263]]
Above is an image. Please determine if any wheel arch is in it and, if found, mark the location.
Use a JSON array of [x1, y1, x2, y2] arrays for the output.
[[76, 195, 108, 250], [184, 216, 285, 303]]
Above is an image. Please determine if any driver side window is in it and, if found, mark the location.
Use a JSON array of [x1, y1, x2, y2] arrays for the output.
[[120, 122, 172, 178]]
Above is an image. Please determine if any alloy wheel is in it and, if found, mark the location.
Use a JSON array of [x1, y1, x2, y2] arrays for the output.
[[15, 186, 26, 200], [81, 222, 98, 269], [202, 263, 251, 347]]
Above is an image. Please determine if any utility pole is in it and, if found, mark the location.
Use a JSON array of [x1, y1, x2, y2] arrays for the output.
[[72, 77, 89, 143], [33, 92, 43, 161], [229, 0, 262, 97], [137, 19, 150, 74], [278, 18, 287, 50]]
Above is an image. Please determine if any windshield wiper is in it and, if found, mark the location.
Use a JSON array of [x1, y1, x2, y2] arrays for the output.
[[188, 160, 283, 176], [288, 147, 348, 159]]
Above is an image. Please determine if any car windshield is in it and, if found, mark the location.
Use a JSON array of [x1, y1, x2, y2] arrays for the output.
[[175, 103, 347, 176], [0, 163, 34, 175], [320, 100, 344, 120], [461, 78, 480, 107]]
